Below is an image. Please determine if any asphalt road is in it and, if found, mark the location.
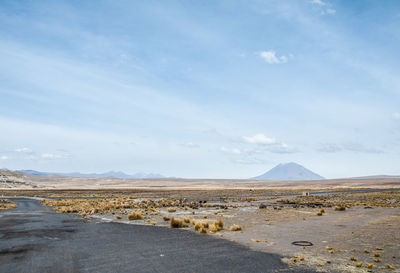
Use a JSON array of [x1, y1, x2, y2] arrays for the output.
[[0, 198, 315, 273]]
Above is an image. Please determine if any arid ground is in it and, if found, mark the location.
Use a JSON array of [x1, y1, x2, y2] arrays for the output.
[[1, 171, 399, 272]]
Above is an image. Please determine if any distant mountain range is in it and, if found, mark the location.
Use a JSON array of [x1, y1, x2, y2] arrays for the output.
[[251, 162, 325, 181], [18, 170, 165, 179]]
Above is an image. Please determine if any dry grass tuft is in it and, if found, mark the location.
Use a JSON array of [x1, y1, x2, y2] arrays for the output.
[[373, 258, 381, 263], [215, 218, 224, 229], [355, 262, 363, 267], [170, 217, 183, 228], [386, 264, 395, 270], [376, 247, 383, 250], [199, 227, 207, 233], [209, 223, 219, 233], [193, 220, 211, 233], [373, 252, 381, 257], [152, 221, 157, 225], [366, 263, 374, 269], [364, 249, 370, 253], [183, 217, 190, 223], [350, 257, 358, 261], [316, 212, 323, 216], [229, 224, 242, 231], [194, 221, 202, 231], [163, 216, 170, 221], [115, 215, 122, 219], [209, 219, 223, 233], [128, 210, 143, 220], [167, 208, 176, 213], [334, 206, 346, 211]]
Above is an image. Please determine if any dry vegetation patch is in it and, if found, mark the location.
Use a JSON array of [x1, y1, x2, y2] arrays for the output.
[[0, 199, 16, 210], [277, 191, 400, 208]]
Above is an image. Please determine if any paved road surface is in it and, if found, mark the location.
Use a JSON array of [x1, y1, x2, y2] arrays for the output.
[[0, 198, 315, 273]]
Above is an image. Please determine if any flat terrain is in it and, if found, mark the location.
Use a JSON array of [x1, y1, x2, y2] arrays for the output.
[[25, 176, 400, 189], [22, 189, 399, 273], [1, 172, 399, 272], [0, 198, 314, 273]]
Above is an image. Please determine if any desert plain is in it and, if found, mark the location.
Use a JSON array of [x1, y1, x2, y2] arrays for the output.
[[1, 170, 400, 272]]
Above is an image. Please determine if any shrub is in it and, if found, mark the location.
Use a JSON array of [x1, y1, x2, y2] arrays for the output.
[[229, 224, 242, 231], [167, 208, 176, 213], [128, 210, 143, 220], [199, 227, 207, 233], [215, 218, 224, 229], [209, 223, 218, 233], [170, 217, 183, 228]]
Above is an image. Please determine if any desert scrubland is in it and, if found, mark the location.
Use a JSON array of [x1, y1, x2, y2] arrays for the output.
[[1, 170, 400, 272], [31, 189, 400, 272]]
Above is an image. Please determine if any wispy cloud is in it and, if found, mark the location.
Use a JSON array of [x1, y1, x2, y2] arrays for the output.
[[0, 155, 8, 160], [317, 143, 342, 153], [41, 153, 69, 159], [179, 142, 199, 148], [233, 158, 267, 165], [326, 9, 336, 14], [243, 133, 277, 145], [393, 112, 400, 120], [310, 0, 336, 15], [310, 0, 326, 6], [15, 147, 33, 153], [242, 133, 297, 154], [220, 146, 242, 155], [259, 51, 288, 64], [318, 142, 383, 154]]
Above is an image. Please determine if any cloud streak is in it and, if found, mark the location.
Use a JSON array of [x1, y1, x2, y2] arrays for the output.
[[259, 51, 288, 64], [318, 142, 383, 154], [243, 134, 277, 145]]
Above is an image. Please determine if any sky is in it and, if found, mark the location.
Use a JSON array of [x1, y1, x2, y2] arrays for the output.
[[0, 0, 400, 179]]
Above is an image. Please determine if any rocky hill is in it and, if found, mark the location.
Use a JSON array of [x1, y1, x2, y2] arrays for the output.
[[0, 169, 36, 188]]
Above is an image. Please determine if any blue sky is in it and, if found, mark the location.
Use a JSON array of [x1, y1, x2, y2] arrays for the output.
[[1, 0, 399, 178]]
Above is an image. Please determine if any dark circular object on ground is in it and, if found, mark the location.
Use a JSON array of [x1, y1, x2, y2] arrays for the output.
[[291, 241, 313, 246]]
